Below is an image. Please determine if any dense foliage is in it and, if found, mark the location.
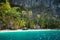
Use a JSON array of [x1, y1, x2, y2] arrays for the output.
[[0, 0, 60, 30]]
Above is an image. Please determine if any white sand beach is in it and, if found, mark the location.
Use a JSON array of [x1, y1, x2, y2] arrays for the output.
[[0, 29, 59, 32]]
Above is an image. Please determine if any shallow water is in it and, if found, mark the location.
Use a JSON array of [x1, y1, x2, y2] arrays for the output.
[[0, 30, 60, 40]]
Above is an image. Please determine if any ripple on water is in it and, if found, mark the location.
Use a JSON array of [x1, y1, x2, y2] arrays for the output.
[[0, 30, 60, 40]]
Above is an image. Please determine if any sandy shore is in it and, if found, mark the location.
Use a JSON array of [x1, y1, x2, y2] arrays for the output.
[[0, 29, 59, 32]]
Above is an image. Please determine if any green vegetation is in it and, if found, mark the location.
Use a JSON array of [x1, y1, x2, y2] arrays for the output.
[[0, 0, 60, 30]]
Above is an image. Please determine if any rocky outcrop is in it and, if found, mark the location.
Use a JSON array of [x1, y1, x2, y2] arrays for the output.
[[1, 0, 60, 17]]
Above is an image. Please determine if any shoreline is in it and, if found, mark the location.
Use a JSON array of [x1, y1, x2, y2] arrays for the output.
[[0, 29, 60, 32]]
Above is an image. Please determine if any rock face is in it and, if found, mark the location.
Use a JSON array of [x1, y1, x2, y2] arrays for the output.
[[5, 0, 60, 17]]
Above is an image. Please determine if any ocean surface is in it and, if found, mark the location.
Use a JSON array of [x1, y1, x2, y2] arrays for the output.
[[0, 30, 60, 40]]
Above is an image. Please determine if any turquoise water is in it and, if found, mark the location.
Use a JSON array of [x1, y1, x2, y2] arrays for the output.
[[0, 30, 60, 40]]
